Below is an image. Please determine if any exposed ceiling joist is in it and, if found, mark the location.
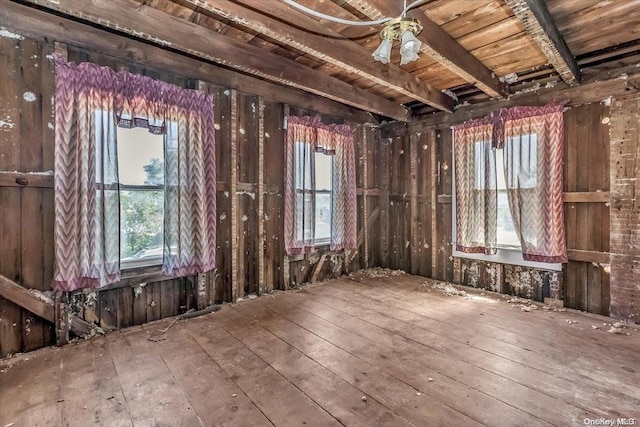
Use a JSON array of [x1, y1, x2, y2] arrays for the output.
[[180, 0, 455, 112], [343, 0, 509, 99], [505, 0, 581, 85], [1, 1, 375, 123], [23, 0, 410, 121]]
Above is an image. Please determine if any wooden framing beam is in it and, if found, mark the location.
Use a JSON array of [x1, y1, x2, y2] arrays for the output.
[[257, 98, 265, 295], [409, 133, 419, 275], [382, 68, 640, 137], [182, 0, 455, 112], [0, 274, 55, 323], [342, 0, 508, 98], [230, 90, 240, 302], [567, 250, 610, 264], [0, 171, 53, 188], [505, 0, 581, 85], [1, 1, 374, 124], [563, 192, 610, 203], [0, 274, 99, 341], [21, 0, 409, 121]]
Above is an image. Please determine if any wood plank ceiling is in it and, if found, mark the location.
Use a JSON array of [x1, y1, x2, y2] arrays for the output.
[[15, 0, 640, 120]]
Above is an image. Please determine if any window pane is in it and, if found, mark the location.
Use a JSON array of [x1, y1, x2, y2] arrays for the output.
[[473, 141, 496, 190], [315, 192, 332, 242], [497, 190, 520, 248], [315, 151, 333, 191], [117, 127, 165, 185], [295, 141, 312, 190], [117, 127, 165, 266], [120, 189, 164, 261], [315, 152, 332, 244], [505, 133, 538, 189]]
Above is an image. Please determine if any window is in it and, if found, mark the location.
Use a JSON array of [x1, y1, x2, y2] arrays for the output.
[[454, 133, 560, 271], [314, 152, 333, 244], [294, 142, 333, 246], [117, 127, 165, 268], [496, 149, 520, 248]]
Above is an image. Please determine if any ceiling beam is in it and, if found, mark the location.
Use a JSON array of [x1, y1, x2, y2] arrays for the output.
[[343, 0, 509, 99], [21, 0, 409, 121], [0, 1, 375, 123], [504, 0, 581, 85], [180, 0, 455, 112]]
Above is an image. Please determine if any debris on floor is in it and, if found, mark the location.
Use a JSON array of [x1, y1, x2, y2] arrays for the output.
[[351, 268, 406, 279], [607, 322, 630, 335], [426, 282, 468, 297], [505, 296, 531, 304]]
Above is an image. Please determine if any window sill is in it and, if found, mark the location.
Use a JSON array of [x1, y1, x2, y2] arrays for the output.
[[98, 264, 167, 292], [452, 246, 562, 272]]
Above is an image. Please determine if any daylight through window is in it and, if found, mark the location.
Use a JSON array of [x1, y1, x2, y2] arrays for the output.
[[117, 127, 165, 267]]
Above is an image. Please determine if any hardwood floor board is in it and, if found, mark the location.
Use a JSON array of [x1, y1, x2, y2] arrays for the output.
[[151, 324, 273, 426], [356, 274, 638, 353], [1, 273, 638, 427], [340, 276, 640, 396], [284, 288, 634, 418], [212, 307, 416, 427], [239, 294, 581, 426], [342, 275, 639, 364], [183, 317, 342, 427], [106, 329, 203, 426], [0, 346, 63, 426], [298, 284, 635, 418], [227, 302, 484, 427], [59, 337, 132, 427]]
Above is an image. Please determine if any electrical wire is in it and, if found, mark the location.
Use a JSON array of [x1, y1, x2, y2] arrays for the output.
[[281, 0, 431, 26]]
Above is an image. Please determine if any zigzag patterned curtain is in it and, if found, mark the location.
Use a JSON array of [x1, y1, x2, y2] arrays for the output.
[[284, 116, 317, 254], [500, 105, 567, 263], [318, 125, 357, 251], [53, 57, 216, 291], [161, 86, 216, 277], [53, 59, 121, 291], [453, 118, 498, 254], [284, 116, 356, 255]]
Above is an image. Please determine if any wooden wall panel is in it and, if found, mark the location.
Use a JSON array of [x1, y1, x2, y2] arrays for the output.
[[435, 129, 454, 283], [213, 87, 233, 304], [610, 93, 640, 323], [0, 36, 56, 356], [562, 102, 610, 315], [376, 101, 611, 313], [263, 100, 284, 292]]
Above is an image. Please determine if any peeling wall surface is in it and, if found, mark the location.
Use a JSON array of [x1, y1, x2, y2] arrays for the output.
[[609, 94, 640, 322]]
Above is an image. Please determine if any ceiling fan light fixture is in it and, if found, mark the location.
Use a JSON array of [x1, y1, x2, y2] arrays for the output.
[[372, 38, 393, 64], [374, 17, 423, 65], [400, 30, 422, 65]]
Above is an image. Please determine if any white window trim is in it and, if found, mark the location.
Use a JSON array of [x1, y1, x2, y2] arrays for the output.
[[451, 138, 562, 272]]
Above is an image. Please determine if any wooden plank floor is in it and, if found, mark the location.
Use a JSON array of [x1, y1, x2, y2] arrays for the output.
[[1, 272, 639, 426]]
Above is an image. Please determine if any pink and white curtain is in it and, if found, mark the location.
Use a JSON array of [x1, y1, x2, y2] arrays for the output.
[[284, 116, 356, 255], [318, 124, 357, 251], [52, 57, 216, 291], [453, 118, 497, 254], [499, 105, 567, 263], [453, 103, 567, 264]]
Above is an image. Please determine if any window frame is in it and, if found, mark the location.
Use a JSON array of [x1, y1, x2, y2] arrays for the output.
[[114, 125, 167, 270], [293, 145, 334, 247], [451, 134, 562, 272]]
